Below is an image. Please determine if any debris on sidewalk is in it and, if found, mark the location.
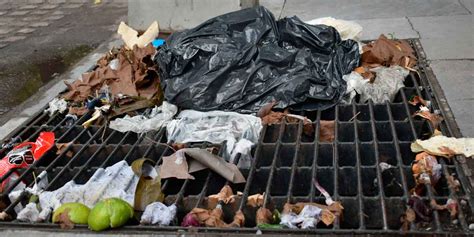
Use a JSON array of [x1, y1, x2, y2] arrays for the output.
[[109, 101, 177, 133], [166, 110, 262, 158], [411, 152, 441, 186], [411, 135, 474, 158], [319, 120, 335, 142], [409, 96, 429, 107], [156, 6, 359, 113], [260, 110, 314, 137], [305, 17, 363, 40], [159, 148, 246, 183]]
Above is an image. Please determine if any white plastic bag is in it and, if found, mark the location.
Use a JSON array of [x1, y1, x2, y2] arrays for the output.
[[167, 110, 262, 158], [109, 101, 178, 133], [140, 202, 177, 226]]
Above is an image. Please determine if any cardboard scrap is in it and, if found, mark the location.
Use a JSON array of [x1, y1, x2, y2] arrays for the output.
[[159, 148, 246, 183], [118, 21, 159, 49], [411, 135, 474, 158]]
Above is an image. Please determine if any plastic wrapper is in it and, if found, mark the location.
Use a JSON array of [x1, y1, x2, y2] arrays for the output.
[[342, 66, 409, 103], [156, 6, 360, 113], [109, 102, 178, 133], [167, 110, 262, 158], [45, 98, 68, 116], [140, 202, 177, 226]]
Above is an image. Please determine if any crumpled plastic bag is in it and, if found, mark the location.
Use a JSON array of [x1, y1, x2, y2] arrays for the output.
[[305, 17, 362, 41], [16, 161, 138, 222], [140, 202, 177, 226], [109, 102, 178, 133], [16, 203, 40, 222], [45, 98, 68, 116], [167, 110, 262, 158], [156, 6, 360, 113], [343, 66, 409, 103]]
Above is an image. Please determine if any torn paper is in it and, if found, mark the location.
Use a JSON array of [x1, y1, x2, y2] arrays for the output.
[[411, 135, 474, 158], [118, 21, 159, 49]]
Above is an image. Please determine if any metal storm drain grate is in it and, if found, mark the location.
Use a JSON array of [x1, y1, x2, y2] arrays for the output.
[[0, 39, 472, 235]]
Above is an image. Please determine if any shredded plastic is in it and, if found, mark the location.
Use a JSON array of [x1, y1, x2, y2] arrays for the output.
[[109, 102, 178, 133], [167, 110, 262, 158], [343, 66, 409, 103], [45, 98, 68, 116], [16, 161, 138, 222], [280, 205, 322, 229]]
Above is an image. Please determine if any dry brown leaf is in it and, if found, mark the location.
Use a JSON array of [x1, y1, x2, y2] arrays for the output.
[[58, 209, 74, 229], [400, 207, 416, 231], [412, 152, 440, 185], [256, 207, 272, 225], [190, 207, 244, 228], [257, 101, 277, 118], [208, 185, 235, 208], [414, 110, 443, 130], [225, 210, 244, 227], [319, 120, 335, 142], [247, 193, 265, 207], [446, 174, 461, 192], [409, 96, 428, 107], [320, 209, 336, 226]]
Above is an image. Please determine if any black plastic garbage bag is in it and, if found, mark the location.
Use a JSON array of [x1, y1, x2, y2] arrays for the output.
[[156, 6, 360, 112]]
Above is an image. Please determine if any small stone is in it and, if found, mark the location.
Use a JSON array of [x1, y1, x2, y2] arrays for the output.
[[62, 3, 83, 9], [17, 28, 35, 34], [30, 10, 49, 15], [9, 11, 30, 16], [51, 10, 64, 15], [469, 223, 474, 230], [40, 4, 58, 10], [45, 15, 64, 21], [0, 35, 26, 42], [31, 22, 50, 27], [0, 28, 11, 34], [19, 5, 38, 10]]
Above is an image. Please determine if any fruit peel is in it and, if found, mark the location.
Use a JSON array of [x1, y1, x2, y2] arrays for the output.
[[88, 198, 134, 231], [52, 202, 90, 225]]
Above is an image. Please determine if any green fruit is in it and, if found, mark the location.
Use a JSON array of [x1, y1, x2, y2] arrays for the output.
[[52, 202, 90, 225], [88, 198, 134, 231]]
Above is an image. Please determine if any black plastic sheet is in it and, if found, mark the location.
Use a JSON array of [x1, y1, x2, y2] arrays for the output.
[[156, 6, 360, 112]]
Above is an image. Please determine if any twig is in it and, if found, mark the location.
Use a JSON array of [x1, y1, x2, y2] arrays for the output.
[[348, 111, 361, 122], [144, 135, 176, 152]]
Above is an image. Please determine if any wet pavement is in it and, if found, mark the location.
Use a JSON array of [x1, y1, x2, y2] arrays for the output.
[[0, 0, 127, 123]]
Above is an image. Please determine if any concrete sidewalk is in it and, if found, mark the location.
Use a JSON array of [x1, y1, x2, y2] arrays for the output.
[[262, 0, 474, 137]]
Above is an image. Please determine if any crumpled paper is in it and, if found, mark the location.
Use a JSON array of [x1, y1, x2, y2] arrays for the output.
[[167, 110, 262, 159], [159, 148, 246, 183], [109, 102, 177, 133], [306, 17, 362, 41], [411, 135, 474, 158], [140, 202, 177, 226], [343, 66, 409, 103]]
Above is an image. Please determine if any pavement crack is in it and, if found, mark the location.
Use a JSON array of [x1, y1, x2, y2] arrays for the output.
[[458, 0, 472, 14], [406, 17, 421, 38]]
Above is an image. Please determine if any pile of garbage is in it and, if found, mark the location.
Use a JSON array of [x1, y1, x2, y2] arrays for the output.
[[0, 5, 472, 233]]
